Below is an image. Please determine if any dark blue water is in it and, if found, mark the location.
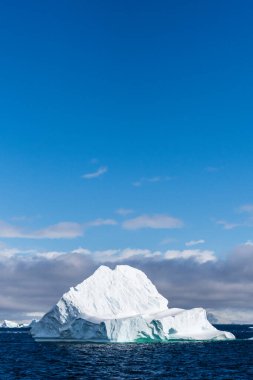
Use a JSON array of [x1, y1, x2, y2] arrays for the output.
[[0, 325, 253, 379]]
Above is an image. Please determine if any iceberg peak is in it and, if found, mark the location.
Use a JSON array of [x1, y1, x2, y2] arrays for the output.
[[60, 264, 168, 320]]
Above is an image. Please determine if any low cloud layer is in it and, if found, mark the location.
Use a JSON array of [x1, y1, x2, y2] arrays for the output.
[[0, 244, 253, 323]]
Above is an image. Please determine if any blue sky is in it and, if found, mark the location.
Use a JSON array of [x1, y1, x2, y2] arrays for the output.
[[1, 1, 253, 261]]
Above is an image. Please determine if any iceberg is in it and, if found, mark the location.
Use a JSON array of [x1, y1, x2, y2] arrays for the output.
[[1, 320, 20, 328], [31, 265, 235, 342]]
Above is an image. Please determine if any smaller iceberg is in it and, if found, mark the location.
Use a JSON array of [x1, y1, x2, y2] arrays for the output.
[[31, 265, 235, 342], [0, 320, 20, 328], [0, 320, 37, 328]]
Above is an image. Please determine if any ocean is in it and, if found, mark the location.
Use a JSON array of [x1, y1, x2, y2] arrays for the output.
[[0, 325, 253, 379]]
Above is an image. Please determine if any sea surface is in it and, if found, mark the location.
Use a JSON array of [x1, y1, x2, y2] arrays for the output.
[[0, 325, 253, 379]]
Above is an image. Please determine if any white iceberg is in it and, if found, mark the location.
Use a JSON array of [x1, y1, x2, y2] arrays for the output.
[[31, 265, 235, 342], [1, 320, 20, 328], [0, 319, 38, 328]]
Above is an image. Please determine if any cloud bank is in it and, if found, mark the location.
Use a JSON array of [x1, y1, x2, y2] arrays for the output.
[[0, 243, 253, 323]]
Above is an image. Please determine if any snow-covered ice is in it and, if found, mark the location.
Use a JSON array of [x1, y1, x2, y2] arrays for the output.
[[31, 265, 235, 342]]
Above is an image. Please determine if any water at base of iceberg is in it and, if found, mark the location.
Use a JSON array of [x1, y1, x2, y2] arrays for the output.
[[1, 325, 253, 380], [33, 334, 234, 343]]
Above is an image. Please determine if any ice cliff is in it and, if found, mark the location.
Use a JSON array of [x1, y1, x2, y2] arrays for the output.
[[31, 265, 235, 342]]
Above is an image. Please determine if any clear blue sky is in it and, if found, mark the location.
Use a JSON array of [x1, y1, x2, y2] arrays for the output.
[[1, 0, 253, 256]]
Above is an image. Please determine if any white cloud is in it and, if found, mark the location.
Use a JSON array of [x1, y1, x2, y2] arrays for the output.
[[164, 249, 216, 264], [216, 204, 253, 231], [86, 219, 117, 227], [122, 214, 183, 230], [0, 245, 215, 264], [244, 240, 253, 246], [0, 247, 36, 259], [238, 204, 253, 214], [0, 218, 117, 240], [115, 208, 134, 216], [185, 239, 205, 247], [216, 220, 240, 230], [0, 221, 83, 239], [71, 247, 91, 255], [34, 222, 84, 239], [36, 250, 66, 259], [0, 221, 24, 239], [91, 248, 214, 264], [82, 166, 108, 179], [24, 311, 45, 318], [90, 248, 162, 262], [133, 176, 171, 187]]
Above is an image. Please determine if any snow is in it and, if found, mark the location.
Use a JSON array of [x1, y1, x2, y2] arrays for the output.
[[31, 265, 235, 342]]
